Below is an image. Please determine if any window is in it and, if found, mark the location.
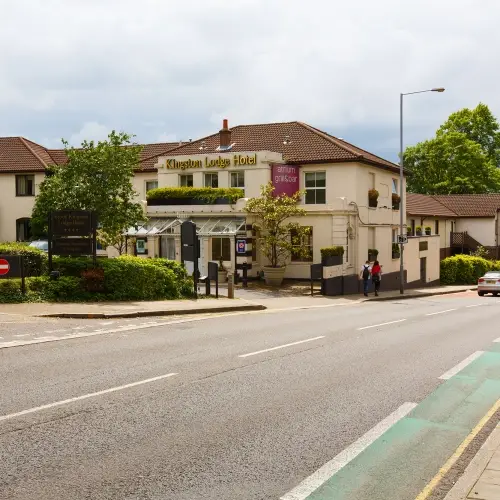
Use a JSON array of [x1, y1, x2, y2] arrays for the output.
[[230, 171, 245, 189], [204, 173, 219, 188], [419, 241, 428, 251], [368, 227, 375, 250], [291, 227, 313, 262], [411, 219, 416, 235], [179, 174, 193, 187], [16, 218, 32, 241], [392, 228, 397, 243], [392, 178, 398, 194], [435, 220, 439, 235], [16, 175, 35, 196], [369, 172, 375, 189], [212, 237, 231, 261], [305, 172, 326, 204], [145, 180, 158, 192]]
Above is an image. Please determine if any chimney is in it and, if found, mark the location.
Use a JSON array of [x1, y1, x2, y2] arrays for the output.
[[219, 119, 231, 148]]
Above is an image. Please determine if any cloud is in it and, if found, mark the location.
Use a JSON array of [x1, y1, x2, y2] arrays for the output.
[[67, 122, 110, 146], [0, 0, 499, 160]]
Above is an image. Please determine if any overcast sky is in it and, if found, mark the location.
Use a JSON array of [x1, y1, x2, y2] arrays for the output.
[[1, 0, 498, 161]]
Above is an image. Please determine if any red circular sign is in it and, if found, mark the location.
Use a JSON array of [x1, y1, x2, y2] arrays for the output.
[[0, 258, 10, 276]]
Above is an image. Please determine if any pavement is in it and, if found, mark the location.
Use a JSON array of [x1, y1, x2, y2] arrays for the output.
[[1, 289, 500, 499], [0, 284, 476, 319]]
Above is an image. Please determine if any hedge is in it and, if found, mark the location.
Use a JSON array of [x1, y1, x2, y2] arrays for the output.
[[320, 246, 345, 258], [0, 256, 194, 303], [440, 255, 500, 285], [0, 242, 47, 276], [146, 187, 244, 203]]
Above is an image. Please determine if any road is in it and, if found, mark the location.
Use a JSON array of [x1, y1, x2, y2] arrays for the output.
[[1, 291, 500, 500]]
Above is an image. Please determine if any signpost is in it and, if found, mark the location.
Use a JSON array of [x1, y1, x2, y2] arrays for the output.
[[0, 255, 25, 294], [48, 210, 97, 271]]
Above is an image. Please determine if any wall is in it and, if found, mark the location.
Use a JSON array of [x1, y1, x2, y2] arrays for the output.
[[0, 172, 44, 242], [133, 172, 158, 203], [455, 217, 496, 247], [404, 235, 440, 285], [406, 216, 455, 254]]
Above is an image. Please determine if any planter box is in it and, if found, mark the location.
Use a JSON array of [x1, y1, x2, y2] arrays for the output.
[[392, 252, 400, 259], [416, 231, 422, 236], [147, 197, 232, 206], [217, 270, 227, 283], [425, 230, 431, 236], [263, 266, 286, 286], [368, 199, 378, 208], [392, 203, 400, 210], [322, 255, 343, 266], [368, 254, 378, 262]]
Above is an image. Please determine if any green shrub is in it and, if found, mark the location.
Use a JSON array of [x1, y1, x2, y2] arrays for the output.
[[0, 279, 26, 303], [147, 187, 244, 203], [392, 243, 400, 253], [52, 256, 95, 277], [440, 255, 500, 285], [320, 246, 345, 258], [0, 242, 47, 276], [368, 249, 379, 256]]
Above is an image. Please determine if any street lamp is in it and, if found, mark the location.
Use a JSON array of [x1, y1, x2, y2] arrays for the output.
[[399, 87, 445, 294]]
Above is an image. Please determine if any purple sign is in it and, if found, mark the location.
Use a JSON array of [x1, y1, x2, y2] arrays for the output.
[[272, 164, 300, 196]]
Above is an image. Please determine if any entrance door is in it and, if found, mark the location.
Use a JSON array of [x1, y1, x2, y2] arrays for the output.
[[420, 257, 427, 283], [160, 237, 176, 260]]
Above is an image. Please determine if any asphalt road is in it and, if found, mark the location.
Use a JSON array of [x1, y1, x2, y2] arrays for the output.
[[1, 291, 500, 500]]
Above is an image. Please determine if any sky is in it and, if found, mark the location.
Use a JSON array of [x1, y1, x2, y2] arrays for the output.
[[1, 0, 498, 162]]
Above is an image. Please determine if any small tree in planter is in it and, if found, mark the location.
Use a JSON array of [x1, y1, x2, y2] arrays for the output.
[[392, 193, 401, 210], [415, 226, 422, 236], [425, 226, 431, 235], [392, 243, 401, 259], [217, 256, 227, 283], [368, 189, 379, 208], [368, 248, 379, 261], [320, 246, 345, 266], [245, 182, 309, 286]]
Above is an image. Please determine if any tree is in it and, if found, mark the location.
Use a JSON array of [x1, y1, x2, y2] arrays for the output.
[[405, 104, 500, 195], [244, 183, 310, 268], [32, 131, 145, 252]]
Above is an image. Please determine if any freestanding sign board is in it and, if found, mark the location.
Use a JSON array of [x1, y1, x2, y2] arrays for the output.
[[0, 255, 25, 294], [48, 210, 97, 271], [180, 220, 199, 298]]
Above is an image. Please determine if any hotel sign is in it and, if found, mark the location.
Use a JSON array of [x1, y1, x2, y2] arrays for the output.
[[165, 154, 257, 170], [272, 164, 300, 196]]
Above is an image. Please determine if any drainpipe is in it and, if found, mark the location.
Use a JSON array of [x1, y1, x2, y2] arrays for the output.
[[496, 209, 500, 260]]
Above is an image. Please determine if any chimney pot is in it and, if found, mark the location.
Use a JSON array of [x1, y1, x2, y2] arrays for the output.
[[223, 119, 228, 130], [219, 119, 231, 148]]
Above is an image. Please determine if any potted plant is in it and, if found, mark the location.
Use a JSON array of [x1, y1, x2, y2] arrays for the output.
[[392, 193, 401, 210], [217, 256, 227, 283], [368, 248, 379, 261], [368, 189, 379, 208], [321, 246, 344, 266], [407, 227, 412, 236], [392, 243, 400, 259], [415, 226, 422, 236], [245, 182, 309, 286], [425, 226, 431, 235]]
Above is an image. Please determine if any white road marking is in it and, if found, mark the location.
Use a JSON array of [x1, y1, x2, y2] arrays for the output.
[[44, 329, 66, 334], [0, 373, 178, 423], [357, 319, 406, 330], [439, 351, 484, 380], [238, 336, 325, 358], [466, 304, 484, 308], [425, 308, 457, 316], [280, 402, 417, 500], [72, 326, 85, 330], [99, 322, 114, 326], [14, 334, 30, 337]]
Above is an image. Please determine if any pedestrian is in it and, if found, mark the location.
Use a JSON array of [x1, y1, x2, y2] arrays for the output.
[[371, 260, 382, 296], [360, 260, 372, 297]]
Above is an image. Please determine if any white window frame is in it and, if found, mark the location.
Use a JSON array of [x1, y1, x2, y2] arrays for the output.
[[204, 172, 219, 188], [304, 171, 326, 205], [179, 174, 193, 187], [230, 171, 245, 189], [145, 180, 158, 193], [392, 178, 398, 194]]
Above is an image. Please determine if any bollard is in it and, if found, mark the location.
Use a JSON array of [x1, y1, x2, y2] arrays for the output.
[[227, 272, 234, 299], [242, 262, 248, 288]]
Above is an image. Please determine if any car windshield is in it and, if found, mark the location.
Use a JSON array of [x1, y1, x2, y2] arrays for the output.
[[29, 241, 48, 251]]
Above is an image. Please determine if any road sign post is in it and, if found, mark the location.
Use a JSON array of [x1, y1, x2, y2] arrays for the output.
[[397, 235, 408, 245], [0, 255, 25, 294]]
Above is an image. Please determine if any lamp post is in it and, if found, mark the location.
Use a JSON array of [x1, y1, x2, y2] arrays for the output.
[[399, 87, 445, 294]]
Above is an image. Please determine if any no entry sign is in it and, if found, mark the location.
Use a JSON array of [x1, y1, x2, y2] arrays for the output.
[[0, 258, 10, 275]]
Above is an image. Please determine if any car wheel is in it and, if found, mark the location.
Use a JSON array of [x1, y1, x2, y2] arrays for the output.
[[478, 291, 485, 296]]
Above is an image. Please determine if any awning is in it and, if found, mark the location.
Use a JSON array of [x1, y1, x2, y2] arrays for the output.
[[125, 217, 246, 237]]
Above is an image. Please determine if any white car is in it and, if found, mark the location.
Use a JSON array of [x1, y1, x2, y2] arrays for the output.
[[477, 271, 500, 296], [29, 240, 49, 252]]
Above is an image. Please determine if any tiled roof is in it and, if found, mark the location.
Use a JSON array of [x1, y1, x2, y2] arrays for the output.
[[0, 137, 50, 172], [434, 194, 500, 217], [162, 121, 399, 172], [0, 138, 179, 173], [406, 193, 457, 217]]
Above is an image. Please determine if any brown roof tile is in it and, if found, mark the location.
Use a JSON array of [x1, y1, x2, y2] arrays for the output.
[[406, 193, 457, 217], [0, 138, 179, 173], [434, 194, 500, 217], [162, 121, 399, 172]]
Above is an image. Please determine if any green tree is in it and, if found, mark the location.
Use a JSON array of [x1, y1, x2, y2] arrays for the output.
[[244, 183, 310, 268], [405, 104, 500, 194], [32, 131, 145, 252]]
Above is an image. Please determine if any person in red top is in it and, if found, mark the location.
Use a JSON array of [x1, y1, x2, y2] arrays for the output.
[[371, 260, 382, 296]]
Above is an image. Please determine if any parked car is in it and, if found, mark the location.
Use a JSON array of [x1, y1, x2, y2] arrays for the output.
[[477, 271, 500, 296], [29, 240, 49, 252]]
